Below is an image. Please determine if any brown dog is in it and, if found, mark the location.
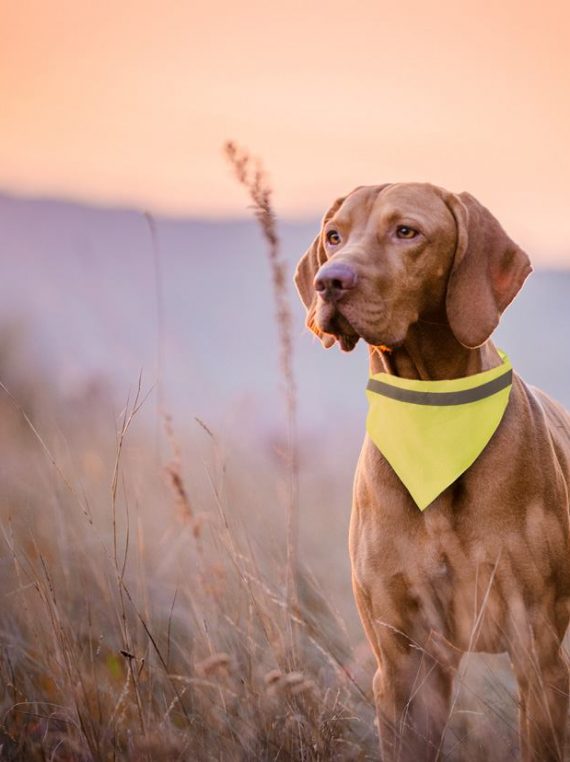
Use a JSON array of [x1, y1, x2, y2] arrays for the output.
[[294, 183, 570, 761]]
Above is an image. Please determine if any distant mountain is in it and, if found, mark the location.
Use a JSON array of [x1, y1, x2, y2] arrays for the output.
[[0, 193, 568, 438]]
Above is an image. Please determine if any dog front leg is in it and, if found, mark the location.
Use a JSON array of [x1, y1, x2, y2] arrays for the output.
[[353, 575, 454, 760], [372, 649, 454, 762]]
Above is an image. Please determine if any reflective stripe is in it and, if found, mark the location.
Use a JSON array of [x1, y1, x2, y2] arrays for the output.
[[366, 369, 512, 406]]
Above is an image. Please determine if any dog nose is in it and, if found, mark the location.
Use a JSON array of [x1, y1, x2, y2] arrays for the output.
[[314, 263, 358, 301]]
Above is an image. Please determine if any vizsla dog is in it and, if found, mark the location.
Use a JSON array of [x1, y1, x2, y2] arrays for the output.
[[294, 183, 570, 761]]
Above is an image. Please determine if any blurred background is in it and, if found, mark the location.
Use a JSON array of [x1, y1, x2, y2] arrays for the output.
[[0, 1, 568, 759]]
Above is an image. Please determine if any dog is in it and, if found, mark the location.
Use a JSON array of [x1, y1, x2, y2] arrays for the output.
[[294, 183, 570, 761]]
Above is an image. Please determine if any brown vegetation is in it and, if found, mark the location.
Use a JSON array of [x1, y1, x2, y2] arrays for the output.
[[0, 159, 547, 759]]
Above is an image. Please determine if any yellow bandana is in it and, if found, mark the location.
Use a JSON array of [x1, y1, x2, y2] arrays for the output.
[[365, 351, 513, 511]]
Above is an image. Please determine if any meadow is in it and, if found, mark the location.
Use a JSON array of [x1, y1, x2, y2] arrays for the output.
[[0, 152, 565, 761], [0, 318, 529, 761]]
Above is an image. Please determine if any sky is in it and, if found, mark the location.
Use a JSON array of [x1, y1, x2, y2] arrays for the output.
[[0, 0, 569, 263]]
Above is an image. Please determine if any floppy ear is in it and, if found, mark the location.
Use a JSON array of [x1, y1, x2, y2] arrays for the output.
[[444, 191, 533, 348], [293, 195, 347, 348]]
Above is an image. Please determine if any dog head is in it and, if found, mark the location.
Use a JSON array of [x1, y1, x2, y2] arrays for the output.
[[294, 183, 532, 351]]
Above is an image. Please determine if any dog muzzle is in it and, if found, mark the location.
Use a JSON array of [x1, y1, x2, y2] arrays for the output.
[[365, 350, 513, 511]]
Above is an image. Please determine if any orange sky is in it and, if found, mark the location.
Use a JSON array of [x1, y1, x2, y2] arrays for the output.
[[0, 0, 569, 262]]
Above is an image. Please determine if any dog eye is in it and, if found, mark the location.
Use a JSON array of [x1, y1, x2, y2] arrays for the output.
[[326, 230, 341, 245], [396, 225, 418, 239]]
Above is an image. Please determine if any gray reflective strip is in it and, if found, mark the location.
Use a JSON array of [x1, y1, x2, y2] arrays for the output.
[[367, 369, 512, 406]]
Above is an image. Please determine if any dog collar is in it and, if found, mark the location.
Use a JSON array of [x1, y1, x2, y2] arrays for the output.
[[365, 350, 513, 511]]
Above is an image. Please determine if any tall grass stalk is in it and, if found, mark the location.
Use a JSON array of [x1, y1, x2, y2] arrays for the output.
[[224, 141, 300, 619]]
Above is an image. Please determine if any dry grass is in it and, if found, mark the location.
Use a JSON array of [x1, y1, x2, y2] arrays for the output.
[[224, 141, 300, 617], [0, 176, 379, 760], [0, 337, 378, 760], [0, 310, 550, 762], [0, 161, 565, 761]]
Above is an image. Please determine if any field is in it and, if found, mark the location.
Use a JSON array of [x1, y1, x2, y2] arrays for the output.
[[0, 321, 531, 761], [0, 157, 566, 761]]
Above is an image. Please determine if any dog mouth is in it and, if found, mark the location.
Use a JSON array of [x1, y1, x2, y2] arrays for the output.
[[317, 301, 398, 352], [318, 307, 360, 352]]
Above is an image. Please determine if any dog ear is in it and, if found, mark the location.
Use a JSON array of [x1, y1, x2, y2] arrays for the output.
[[444, 191, 532, 348], [294, 195, 347, 348]]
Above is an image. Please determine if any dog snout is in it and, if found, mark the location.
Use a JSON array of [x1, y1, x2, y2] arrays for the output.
[[314, 262, 358, 302]]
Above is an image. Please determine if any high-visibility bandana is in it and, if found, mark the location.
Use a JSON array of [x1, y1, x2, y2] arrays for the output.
[[365, 351, 513, 511]]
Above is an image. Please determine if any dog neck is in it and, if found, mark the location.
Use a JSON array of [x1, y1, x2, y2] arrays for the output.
[[369, 320, 503, 381]]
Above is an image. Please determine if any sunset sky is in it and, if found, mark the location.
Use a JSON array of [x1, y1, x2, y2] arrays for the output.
[[1, 0, 569, 262]]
